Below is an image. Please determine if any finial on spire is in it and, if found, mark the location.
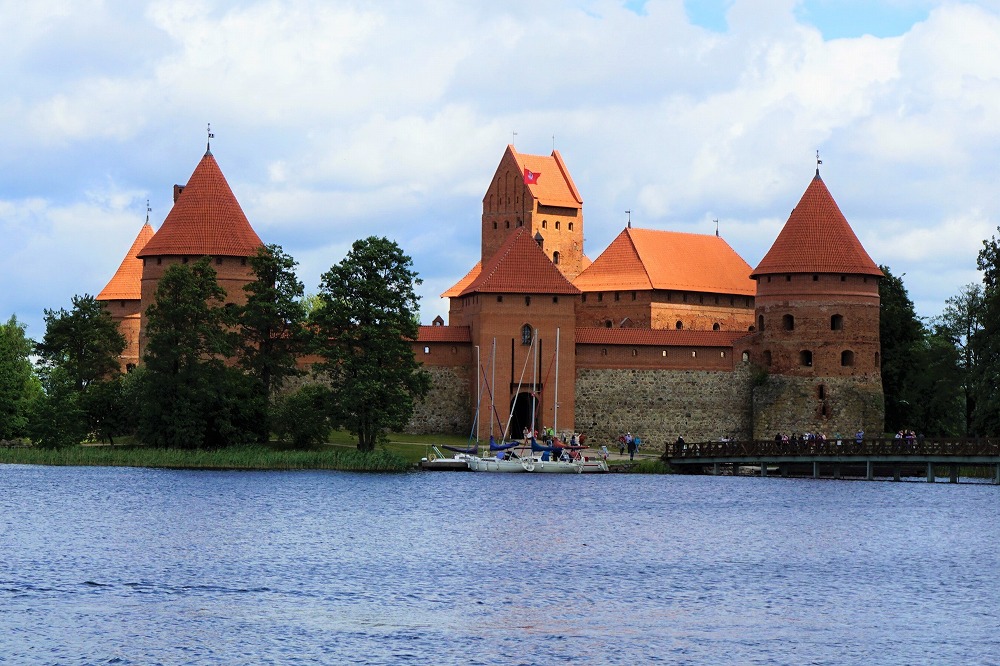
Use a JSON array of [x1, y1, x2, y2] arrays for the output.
[[512, 130, 517, 146], [714, 218, 719, 237], [626, 210, 631, 229], [816, 149, 823, 176], [146, 199, 151, 224], [207, 123, 215, 155]]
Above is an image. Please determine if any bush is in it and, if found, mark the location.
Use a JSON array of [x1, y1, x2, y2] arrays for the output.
[[272, 384, 332, 448]]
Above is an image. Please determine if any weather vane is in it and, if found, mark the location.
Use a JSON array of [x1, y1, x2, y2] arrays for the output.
[[512, 130, 517, 145], [207, 123, 215, 153], [816, 149, 823, 175], [626, 209, 631, 229]]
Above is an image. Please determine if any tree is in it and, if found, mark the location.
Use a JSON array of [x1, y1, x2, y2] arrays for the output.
[[36, 294, 125, 392], [935, 283, 983, 434], [879, 265, 924, 432], [138, 258, 260, 448], [0, 315, 39, 440], [237, 244, 309, 442], [903, 326, 964, 436], [974, 231, 1000, 434], [312, 237, 431, 451]]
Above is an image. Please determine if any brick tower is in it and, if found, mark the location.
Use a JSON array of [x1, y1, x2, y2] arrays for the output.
[[748, 167, 884, 439], [96, 219, 155, 371], [135, 147, 263, 361]]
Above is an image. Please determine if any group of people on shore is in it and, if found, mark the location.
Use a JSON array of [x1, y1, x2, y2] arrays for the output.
[[615, 432, 641, 460]]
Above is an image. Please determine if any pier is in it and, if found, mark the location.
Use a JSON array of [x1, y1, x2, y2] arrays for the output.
[[664, 437, 1000, 484]]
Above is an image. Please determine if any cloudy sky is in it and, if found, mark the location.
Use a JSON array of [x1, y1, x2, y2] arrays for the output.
[[3, 0, 1000, 338]]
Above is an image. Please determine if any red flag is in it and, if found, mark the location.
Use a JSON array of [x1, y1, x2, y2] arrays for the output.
[[523, 168, 540, 185]]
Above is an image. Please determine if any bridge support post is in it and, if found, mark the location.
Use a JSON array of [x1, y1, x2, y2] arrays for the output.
[[781, 465, 788, 478], [834, 466, 841, 480], [995, 464, 1000, 485], [760, 463, 767, 477], [866, 460, 874, 481], [950, 464, 958, 483], [712, 463, 719, 476], [893, 466, 901, 482], [927, 463, 935, 483], [813, 461, 819, 479]]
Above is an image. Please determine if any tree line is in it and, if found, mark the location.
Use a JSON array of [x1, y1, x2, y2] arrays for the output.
[[879, 228, 1000, 437], [0, 237, 430, 451]]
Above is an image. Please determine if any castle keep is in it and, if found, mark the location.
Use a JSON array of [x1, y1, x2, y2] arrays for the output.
[[98, 144, 885, 445]]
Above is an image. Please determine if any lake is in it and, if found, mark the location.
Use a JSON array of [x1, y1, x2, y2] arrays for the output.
[[1, 465, 998, 665]]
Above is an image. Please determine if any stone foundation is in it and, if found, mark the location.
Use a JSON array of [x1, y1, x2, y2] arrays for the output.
[[405, 366, 473, 435], [751, 373, 884, 440]]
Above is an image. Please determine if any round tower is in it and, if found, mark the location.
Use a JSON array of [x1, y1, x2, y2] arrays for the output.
[[747, 168, 884, 439], [136, 147, 263, 361]]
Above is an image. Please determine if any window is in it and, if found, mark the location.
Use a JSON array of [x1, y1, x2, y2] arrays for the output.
[[568, 222, 574, 231], [241, 257, 247, 266], [831, 314, 844, 331], [553, 251, 560, 265], [505, 221, 510, 229], [525, 296, 531, 306], [497, 295, 503, 303], [517, 220, 523, 227], [614, 292, 620, 301], [597, 293, 603, 302], [555, 221, 560, 230], [521, 324, 532, 345], [691, 351, 697, 358], [712, 323, 721, 331], [542, 220, 547, 229], [605, 320, 612, 328], [423, 346, 430, 354], [157, 257, 162, 265], [758, 315, 765, 331], [818, 384, 825, 399], [632, 292, 637, 300], [216, 257, 223, 265], [841, 275, 846, 282], [451, 346, 457, 354], [748, 325, 755, 332], [675, 321, 683, 330], [493, 222, 498, 230], [841, 350, 855, 367], [552, 296, 559, 304], [601, 348, 608, 356], [631, 349, 638, 357], [662, 350, 667, 357], [786, 275, 792, 282], [581, 294, 587, 302], [741, 351, 750, 362], [720, 351, 726, 358], [782, 314, 795, 331], [813, 274, 819, 281], [800, 350, 813, 367], [182, 257, 188, 264]]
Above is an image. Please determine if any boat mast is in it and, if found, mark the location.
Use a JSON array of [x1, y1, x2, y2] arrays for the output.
[[531, 328, 538, 436], [474, 345, 481, 443], [554, 327, 560, 436], [490, 338, 496, 440]]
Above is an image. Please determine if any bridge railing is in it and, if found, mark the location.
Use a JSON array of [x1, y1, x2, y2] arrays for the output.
[[665, 437, 1000, 459]]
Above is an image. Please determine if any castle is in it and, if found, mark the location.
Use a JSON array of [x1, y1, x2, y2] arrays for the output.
[[98, 144, 885, 445]]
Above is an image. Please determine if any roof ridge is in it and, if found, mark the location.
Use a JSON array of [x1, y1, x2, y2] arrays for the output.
[[97, 222, 155, 301], [460, 227, 579, 295]]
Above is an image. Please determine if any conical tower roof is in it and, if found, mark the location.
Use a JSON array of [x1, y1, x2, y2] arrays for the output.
[[97, 222, 155, 301], [752, 173, 881, 278], [138, 151, 262, 258], [460, 227, 580, 296]]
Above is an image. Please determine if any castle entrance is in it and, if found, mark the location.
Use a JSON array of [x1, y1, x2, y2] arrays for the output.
[[509, 392, 538, 439]]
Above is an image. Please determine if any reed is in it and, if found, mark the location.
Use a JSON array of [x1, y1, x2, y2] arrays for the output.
[[0, 444, 411, 472]]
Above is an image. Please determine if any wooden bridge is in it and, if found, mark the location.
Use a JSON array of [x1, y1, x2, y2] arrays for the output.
[[663, 437, 1000, 484]]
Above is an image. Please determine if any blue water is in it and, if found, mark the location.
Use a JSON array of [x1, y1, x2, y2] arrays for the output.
[[1, 465, 998, 665]]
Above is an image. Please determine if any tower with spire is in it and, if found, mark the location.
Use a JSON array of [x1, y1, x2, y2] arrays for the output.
[[747, 168, 884, 438]]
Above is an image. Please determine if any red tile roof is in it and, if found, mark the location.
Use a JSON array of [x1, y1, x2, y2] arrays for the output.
[[460, 227, 581, 296], [509, 146, 583, 209], [576, 327, 751, 347], [96, 222, 155, 301], [752, 174, 882, 277], [441, 261, 481, 298], [416, 325, 471, 342], [138, 152, 263, 258], [573, 228, 755, 295]]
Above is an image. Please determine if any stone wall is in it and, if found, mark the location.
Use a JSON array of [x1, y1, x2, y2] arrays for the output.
[[575, 363, 755, 450], [406, 365, 473, 435], [751, 373, 884, 439]]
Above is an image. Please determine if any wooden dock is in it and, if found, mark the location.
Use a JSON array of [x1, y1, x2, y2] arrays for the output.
[[664, 437, 1000, 484]]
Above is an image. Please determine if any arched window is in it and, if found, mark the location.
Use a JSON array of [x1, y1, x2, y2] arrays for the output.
[[568, 222, 574, 231], [505, 220, 510, 229], [493, 221, 498, 230], [758, 315, 765, 331], [555, 221, 561, 230], [542, 220, 547, 229], [675, 321, 683, 330], [553, 251, 560, 265], [604, 320, 612, 328], [831, 314, 844, 331], [841, 350, 855, 367], [525, 296, 531, 306], [521, 324, 532, 345], [800, 350, 813, 367], [782, 314, 795, 331], [741, 351, 750, 362], [712, 323, 721, 331]]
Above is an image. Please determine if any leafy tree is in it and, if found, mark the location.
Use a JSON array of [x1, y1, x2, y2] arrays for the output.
[[974, 231, 1000, 434], [272, 384, 332, 447], [138, 258, 260, 448], [0, 315, 39, 440], [36, 294, 125, 392], [878, 265, 924, 432], [81, 370, 142, 444], [312, 237, 431, 451], [903, 326, 964, 436], [935, 283, 983, 434], [28, 368, 88, 449], [237, 244, 309, 442]]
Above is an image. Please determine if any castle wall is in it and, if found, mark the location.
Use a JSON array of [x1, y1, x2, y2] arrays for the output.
[[751, 373, 885, 440], [574, 361, 755, 450], [101, 299, 142, 371], [576, 289, 755, 332], [406, 364, 474, 435]]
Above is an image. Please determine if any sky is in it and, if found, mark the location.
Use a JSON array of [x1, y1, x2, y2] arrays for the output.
[[4, 0, 1000, 339]]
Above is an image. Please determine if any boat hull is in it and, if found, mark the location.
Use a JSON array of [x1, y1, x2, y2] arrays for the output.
[[466, 456, 530, 472]]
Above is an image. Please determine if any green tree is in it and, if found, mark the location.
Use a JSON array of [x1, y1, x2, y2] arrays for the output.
[[272, 384, 332, 447], [975, 231, 1000, 434], [237, 244, 308, 441], [879, 265, 924, 432], [28, 367, 88, 449], [0, 315, 39, 440], [312, 237, 431, 451], [903, 326, 964, 436], [36, 294, 125, 392], [935, 283, 983, 434], [138, 258, 260, 448]]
